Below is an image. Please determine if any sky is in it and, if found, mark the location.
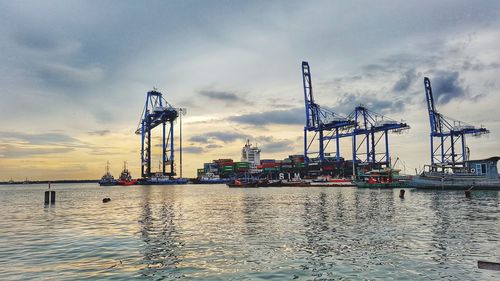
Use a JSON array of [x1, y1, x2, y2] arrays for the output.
[[0, 0, 499, 180]]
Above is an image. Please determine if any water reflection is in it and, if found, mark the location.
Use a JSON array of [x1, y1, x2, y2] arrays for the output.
[[1, 184, 498, 280], [138, 186, 183, 279], [241, 194, 266, 236], [301, 192, 336, 277]]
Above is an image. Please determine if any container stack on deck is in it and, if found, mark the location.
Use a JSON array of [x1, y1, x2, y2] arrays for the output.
[[196, 153, 363, 182]]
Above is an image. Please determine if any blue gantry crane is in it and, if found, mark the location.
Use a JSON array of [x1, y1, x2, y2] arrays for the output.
[[331, 106, 410, 167], [135, 90, 179, 178], [302, 61, 355, 165], [424, 77, 489, 171], [302, 61, 410, 174]]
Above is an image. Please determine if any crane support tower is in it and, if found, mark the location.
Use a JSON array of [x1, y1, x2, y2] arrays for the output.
[[328, 106, 410, 167], [302, 61, 355, 165], [424, 77, 489, 171], [135, 90, 179, 178]]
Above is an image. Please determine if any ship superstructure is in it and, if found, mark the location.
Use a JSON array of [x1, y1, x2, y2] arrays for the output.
[[241, 139, 261, 173]]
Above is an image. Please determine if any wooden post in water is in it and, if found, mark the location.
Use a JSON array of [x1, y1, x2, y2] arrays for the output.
[[50, 191, 56, 203], [44, 191, 50, 204], [478, 260, 500, 271], [465, 186, 473, 198], [399, 189, 405, 198], [44, 182, 55, 204]]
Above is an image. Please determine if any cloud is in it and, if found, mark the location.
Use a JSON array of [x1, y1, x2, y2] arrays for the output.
[[229, 108, 305, 126], [88, 130, 110, 136], [393, 69, 417, 92], [333, 93, 406, 115], [255, 136, 295, 153], [199, 90, 248, 105], [34, 62, 105, 89], [0, 144, 74, 158], [0, 132, 80, 146], [206, 144, 223, 149], [190, 131, 250, 144], [183, 146, 204, 154], [429, 71, 467, 105]]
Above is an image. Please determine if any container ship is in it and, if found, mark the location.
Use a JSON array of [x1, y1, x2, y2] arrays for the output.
[[196, 140, 357, 186]]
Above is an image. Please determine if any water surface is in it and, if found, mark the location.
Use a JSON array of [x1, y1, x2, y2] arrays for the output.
[[0, 184, 499, 280]]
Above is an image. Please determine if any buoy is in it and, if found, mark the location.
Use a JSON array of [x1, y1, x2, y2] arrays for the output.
[[399, 189, 405, 199], [103, 198, 111, 203]]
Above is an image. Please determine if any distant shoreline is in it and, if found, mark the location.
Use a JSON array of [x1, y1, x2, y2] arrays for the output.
[[0, 180, 99, 185]]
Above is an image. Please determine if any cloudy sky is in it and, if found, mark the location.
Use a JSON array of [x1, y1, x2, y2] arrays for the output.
[[1, 0, 499, 180]]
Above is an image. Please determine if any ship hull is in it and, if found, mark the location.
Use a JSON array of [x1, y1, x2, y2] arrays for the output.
[[117, 180, 138, 186], [409, 176, 500, 190], [138, 179, 189, 185], [196, 179, 231, 184], [310, 180, 355, 187], [99, 181, 117, 186], [355, 181, 408, 189]]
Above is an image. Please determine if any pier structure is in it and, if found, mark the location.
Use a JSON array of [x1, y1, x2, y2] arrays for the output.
[[301, 61, 409, 174], [135, 90, 179, 178], [424, 77, 489, 172]]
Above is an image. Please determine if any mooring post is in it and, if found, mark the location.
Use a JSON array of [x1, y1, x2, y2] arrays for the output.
[[465, 186, 473, 198], [44, 191, 50, 204], [465, 190, 471, 198], [44, 182, 55, 204], [50, 191, 56, 204], [399, 189, 405, 199]]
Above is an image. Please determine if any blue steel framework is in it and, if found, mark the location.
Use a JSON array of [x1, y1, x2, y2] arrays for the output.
[[302, 61, 355, 165], [424, 77, 488, 171], [302, 61, 410, 170], [330, 106, 410, 166], [135, 90, 179, 178]]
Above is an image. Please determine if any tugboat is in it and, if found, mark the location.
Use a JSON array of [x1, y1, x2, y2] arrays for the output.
[[227, 178, 260, 188], [99, 161, 117, 186], [355, 167, 408, 189], [117, 161, 137, 186]]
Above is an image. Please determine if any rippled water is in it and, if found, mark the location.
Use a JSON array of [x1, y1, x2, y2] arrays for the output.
[[0, 184, 499, 280]]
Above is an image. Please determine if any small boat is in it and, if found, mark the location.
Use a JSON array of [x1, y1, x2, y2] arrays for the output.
[[355, 168, 408, 188], [309, 176, 355, 187], [99, 161, 117, 186], [227, 179, 260, 188], [196, 173, 232, 184], [117, 161, 138, 186]]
